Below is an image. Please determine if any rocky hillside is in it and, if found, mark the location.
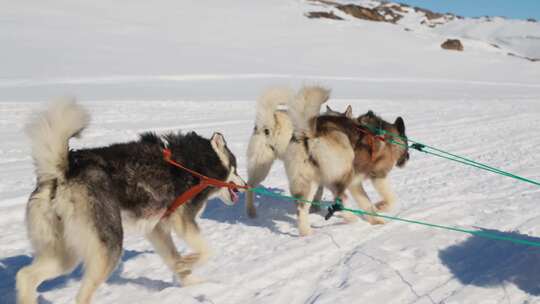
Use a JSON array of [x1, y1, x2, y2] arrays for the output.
[[306, 0, 540, 61]]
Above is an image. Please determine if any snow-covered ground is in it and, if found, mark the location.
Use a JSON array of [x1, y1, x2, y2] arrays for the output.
[[1, 0, 540, 303]]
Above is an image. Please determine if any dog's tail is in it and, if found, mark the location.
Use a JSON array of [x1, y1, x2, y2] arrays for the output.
[[25, 98, 90, 182], [288, 86, 330, 137], [255, 87, 294, 128]]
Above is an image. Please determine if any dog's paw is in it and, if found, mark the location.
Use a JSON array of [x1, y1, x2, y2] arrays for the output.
[[339, 212, 359, 223], [366, 216, 385, 225], [375, 201, 391, 212], [181, 274, 206, 286], [298, 225, 313, 237], [175, 253, 200, 274]]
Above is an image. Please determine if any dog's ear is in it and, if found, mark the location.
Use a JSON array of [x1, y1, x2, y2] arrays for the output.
[[211, 132, 227, 150], [345, 105, 353, 118], [394, 117, 405, 135]]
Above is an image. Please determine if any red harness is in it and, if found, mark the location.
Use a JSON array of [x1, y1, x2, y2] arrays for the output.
[[162, 149, 248, 218], [354, 126, 387, 161]]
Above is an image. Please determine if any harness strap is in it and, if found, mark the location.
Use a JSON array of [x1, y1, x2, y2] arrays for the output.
[[354, 126, 386, 161], [162, 180, 210, 218], [162, 149, 248, 218]]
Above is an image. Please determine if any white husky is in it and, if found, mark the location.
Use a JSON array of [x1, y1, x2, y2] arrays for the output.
[[245, 88, 352, 218]]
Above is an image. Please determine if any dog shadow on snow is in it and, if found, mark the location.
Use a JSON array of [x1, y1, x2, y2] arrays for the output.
[[203, 186, 305, 235], [0, 250, 174, 304], [439, 228, 540, 296]]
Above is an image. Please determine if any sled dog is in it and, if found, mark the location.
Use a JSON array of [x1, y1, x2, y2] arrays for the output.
[[246, 88, 352, 218], [16, 99, 245, 304], [284, 86, 409, 236]]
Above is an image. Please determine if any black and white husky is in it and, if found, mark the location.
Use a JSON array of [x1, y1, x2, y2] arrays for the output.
[[245, 88, 352, 218], [16, 99, 245, 304]]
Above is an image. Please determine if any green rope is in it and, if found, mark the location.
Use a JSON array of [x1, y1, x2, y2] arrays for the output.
[[364, 125, 540, 187], [342, 207, 540, 248], [251, 187, 332, 208], [247, 124, 540, 248], [249, 187, 540, 248]]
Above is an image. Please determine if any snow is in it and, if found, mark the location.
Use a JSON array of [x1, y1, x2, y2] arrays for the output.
[[1, 0, 540, 303], [431, 17, 540, 59]]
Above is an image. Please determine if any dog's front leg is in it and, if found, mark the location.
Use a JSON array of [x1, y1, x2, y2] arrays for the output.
[[348, 183, 385, 225], [175, 225, 209, 286], [246, 137, 276, 218], [169, 214, 210, 285], [296, 202, 312, 236], [371, 177, 397, 212], [145, 223, 181, 272]]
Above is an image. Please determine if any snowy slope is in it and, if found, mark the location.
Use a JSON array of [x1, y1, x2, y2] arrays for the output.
[[307, 0, 540, 60], [1, 0, 539, 101], [432, 17, 540, 59], [1, 0, 540, 304]]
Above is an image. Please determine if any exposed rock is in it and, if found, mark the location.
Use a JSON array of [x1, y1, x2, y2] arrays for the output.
[[527, 18, 537, 23], [414, 6, 443, 20], [334, 3, 406, 23], [441, 39, 464, 51], [375, 5, 403, 23], [421, 20, 436, 28], [386, 3, 408, 13], [306, 11, 344, 20], [307, 0, 340, 6], [337, 4, 387, 22]]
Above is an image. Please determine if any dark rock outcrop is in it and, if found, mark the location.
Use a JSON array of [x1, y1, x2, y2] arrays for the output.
[[306, 11, 344, 20], [337, 4, 387, 22], [441, 39, 464, 51], [414, 7, 444, 20]]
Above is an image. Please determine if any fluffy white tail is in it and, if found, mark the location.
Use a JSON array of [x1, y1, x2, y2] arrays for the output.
[[288, 86, 330, 137], [255, 87, 294, 128], [25, 98, 90, 182]]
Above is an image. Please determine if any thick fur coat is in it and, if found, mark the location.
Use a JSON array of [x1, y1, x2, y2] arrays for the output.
[[284, 86, 410, 235], [17, 99, 244, 304]]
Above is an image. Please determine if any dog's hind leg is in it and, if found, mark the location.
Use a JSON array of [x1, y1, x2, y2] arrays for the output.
[[17, 255, 78, 304], [348, 182, 385, 225], [309, 186, 324, 213], [17, 185, 79, 304], [329, 179, 358, 224], [246, 139, 276, 218], [70, 185, 123, 304], [372, 177, 397, 212], [75, 239, 122, 304], [292, 182, 319, 236]]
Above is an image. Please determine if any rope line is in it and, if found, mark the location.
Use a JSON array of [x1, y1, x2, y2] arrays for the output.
[[364, 125, 540, 187], [247, 125, 540, 247], [249, 187, 540, 248]]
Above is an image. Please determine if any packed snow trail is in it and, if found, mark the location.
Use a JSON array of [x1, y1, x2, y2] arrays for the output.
[[1, 96, 540, 304]]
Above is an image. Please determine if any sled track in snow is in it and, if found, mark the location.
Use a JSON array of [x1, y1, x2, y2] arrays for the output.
[[1, 98, 540, 303]]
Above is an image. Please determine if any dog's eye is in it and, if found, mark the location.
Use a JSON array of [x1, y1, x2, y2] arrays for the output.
[[264, 129, 270, 136]]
